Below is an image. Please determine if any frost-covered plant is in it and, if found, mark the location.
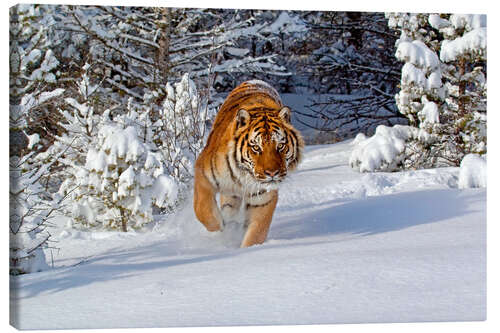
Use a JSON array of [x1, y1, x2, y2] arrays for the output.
[[154, 73, 217, 195], [386, 13, 446, 131], [353, 13, 487, 172], [9, 153, 68, 275], [33, 63, 110, 196], [9, 6, 66, 273], [55, 73, 207, 231], [9, 109, 69, 275], [349, 125, 433, 172], [60, 6, 287, 105], [10, 5, 64, 149], [68, 123, 178, 231], [432, 14, 487, 161]]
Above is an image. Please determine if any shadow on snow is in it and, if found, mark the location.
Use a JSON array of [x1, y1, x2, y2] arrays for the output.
[[270, 188, 484, 240]]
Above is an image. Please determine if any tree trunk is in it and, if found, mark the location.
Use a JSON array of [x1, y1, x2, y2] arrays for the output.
[[119, 207, 127, 232], [458, 57, 466, 117]]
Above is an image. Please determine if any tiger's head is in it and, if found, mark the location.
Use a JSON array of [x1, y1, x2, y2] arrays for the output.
[[232, 106, 304, 187]]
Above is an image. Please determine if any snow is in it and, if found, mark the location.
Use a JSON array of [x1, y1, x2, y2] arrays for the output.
[[26, 133, 40, 150], [419, 101, 440, 125], [264, 11, 307, 34], [401, 62, 426, 86], [428, 14, 451, 30], [349, 125, 418, 172], [440, 28, 487, 62], [10, 140, 486, 329], [95, 125, 145, 164], [449, 14, 486, 30], [396, 40, 440, 72], [458, 154, 487, 189], [225, 46, 249, 57]]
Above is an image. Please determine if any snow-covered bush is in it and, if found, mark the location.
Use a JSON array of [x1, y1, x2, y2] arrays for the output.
[[68, 123, 178, 231], [9, 6, 66, 274], [349, 125, 433, 172], [54, 73, 209, 231], [458, 154, 487, 189], [9, 108, 68, 274], [10, 154, 57, 275], [33, 63, 108, 194], [154, 73, 217, 194]]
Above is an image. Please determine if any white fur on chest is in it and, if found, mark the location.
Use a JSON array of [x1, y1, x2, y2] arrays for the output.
[[214, 151, 278, 203]]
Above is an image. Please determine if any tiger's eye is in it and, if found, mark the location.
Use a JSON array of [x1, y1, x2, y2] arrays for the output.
[[251, 144, 261, 154]]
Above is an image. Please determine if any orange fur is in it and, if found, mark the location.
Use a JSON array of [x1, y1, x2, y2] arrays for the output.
[[194, 80, 304, 247]]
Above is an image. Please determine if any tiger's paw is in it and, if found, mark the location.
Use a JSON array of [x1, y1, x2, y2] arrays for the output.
[[205, 218, 224, 232]]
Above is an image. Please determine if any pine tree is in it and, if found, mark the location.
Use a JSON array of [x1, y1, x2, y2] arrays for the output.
[[432, 14, 487, 163], [387, 13, 486, 168], [350, 13, 487, 172], [67, 110, 178, 232], [388, 12, 447, 168]]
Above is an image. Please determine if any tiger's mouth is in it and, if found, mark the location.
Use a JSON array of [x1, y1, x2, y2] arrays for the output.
[[254, 173, 287, 184]]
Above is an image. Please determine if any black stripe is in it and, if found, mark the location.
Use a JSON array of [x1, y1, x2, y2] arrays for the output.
[[265, 118, 282, 127], [248, 106, 277, 112], [239, 137, 252, 165], [288, 130, 298, 152], [263, 116, 270, 131], [252, 125, 263, 132], [210, 157, 219, 190], [249, 190, 267, 197], [288, 128, 298, 145], [233, 142, 240, 169], [233, 129, 245, 144], [226, 154, 241, 186], [246, 200, 271, 209]]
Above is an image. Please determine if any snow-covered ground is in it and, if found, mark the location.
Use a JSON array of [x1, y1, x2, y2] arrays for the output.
[[9, 140, 486, 330]]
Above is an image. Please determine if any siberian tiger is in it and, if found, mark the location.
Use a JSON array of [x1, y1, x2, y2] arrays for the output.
[[193, 80, 304, 247]]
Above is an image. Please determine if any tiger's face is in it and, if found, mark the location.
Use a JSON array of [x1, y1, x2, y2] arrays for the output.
[[233, 107, 302, 186]]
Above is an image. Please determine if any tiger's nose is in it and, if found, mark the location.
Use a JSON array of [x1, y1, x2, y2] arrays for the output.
[[264, 170, 279, 178]]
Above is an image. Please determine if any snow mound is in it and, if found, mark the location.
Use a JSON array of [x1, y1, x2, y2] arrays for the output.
[[458, 154, 487, 189], [349, 125, 416, 172]]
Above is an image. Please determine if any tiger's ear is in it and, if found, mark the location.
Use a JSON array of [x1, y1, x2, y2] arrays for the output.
[[236, 109, 250, 129], [279, 106, 291, 123]]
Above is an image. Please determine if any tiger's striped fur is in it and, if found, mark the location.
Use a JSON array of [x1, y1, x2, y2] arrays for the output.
[[193, 80, 304, 247]]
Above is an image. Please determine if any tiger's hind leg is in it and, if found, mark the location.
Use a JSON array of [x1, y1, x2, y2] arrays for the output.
[[240, 190, 278, 248], [220, 194, 242, 225]]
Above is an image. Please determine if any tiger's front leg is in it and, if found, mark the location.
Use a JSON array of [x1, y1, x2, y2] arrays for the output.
[[193, 168, 224, 232], [240, 190, 278, 248]]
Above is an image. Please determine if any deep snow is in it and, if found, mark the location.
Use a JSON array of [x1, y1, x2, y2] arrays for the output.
[[9, 140, 486, 329]]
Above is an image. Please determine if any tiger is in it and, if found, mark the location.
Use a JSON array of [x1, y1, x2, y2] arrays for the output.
[[193, 80, 304, 248]]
